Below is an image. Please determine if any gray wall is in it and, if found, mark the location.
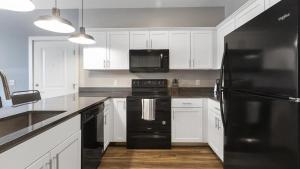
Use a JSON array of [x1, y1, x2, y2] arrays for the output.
[[80, 70, 220, 88], [83, 7, 225, 28], [225, 0, 248, 17], [0, 9, 78, 100]]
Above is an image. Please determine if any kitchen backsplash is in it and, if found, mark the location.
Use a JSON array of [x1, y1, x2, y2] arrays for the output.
[[80, 70, 220, 88]]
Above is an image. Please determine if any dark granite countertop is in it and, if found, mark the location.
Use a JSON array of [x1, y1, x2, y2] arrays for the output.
[[0, 94, 108, 153]]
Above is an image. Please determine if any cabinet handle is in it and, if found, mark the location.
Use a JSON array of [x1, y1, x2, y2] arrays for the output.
[[182, 102, 192, 105], [104, 115, 107, 125], [215, 117, 218, 128], [123, 101, 126, 110], [146, 40, 149, 49], [214, 107, 220, 111], [151, 39, 153, 48], [189, 59, 191, 68], [52, 156, 58, 169], [45, 160, 51, 169], [172, 110, 175, 120], [193, 59, 195, 68], [104, 60, 106, 68]]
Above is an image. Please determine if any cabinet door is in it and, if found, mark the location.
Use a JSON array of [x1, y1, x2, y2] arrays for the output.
[[26, 153, 51, 169], [150, 31, 169, 49], [235, 0, 265, 29], [104, 100, 112, 151], [104, 111, 109, 151], [83, 32, 107, 70], [107, 32, 130, 69], [130, 31, 149, 49], [50, 131, 81, 169], [216, 114, 224, 161], [265, 0, 281, 9], [169, 31, 191, 69], [208, 100, 224, 161], [113, 98, 127, 142], [216, 18, 235, 69], [191, 31, 213, 69], [208, 108, 219, 155], [172, 108, 203, 142]]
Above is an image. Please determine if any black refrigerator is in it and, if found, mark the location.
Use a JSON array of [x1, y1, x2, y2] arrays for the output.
[[220, 0, 300, 169]]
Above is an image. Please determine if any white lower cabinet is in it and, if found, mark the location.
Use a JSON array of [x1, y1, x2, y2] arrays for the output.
[[26, 153, 51, 169], [171, 99, 204, 143], [208, 99, 224, 161], [0, 115, 81, 169], [113, 98, 127, 142], [104, 99, 113, 150], [26, 131, 81, 169], [172, 107, 203, 142], [50, 131, 81, 169]]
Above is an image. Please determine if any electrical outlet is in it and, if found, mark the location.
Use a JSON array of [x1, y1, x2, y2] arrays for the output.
[[9, 80, 15, 86]]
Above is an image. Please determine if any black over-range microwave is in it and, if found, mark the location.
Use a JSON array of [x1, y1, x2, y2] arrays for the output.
[[129, 49, 169, 73]]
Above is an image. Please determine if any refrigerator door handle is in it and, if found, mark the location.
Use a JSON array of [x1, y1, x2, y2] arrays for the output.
[[219, 43, 228, 133]]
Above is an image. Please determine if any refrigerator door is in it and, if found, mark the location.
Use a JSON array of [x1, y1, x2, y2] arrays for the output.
[[224, 90, 299, 169], [224, 0, 299, 98]]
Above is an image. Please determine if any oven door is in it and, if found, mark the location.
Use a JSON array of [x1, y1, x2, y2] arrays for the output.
[[126, 96, 171, 149], [129, 49, 169, 73], [82, 104, 104, 169]]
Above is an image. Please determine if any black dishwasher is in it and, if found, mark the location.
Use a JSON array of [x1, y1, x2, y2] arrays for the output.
[[81, 103, 104, 169]]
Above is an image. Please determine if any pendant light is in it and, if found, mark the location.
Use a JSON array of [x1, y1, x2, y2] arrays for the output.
[[0, 0, 35, 12], [68, 0, 96, 45], [34, 0, 75, 33]]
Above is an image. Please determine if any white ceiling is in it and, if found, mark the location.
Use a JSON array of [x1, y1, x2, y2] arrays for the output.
[[33, 0, 226, 9]]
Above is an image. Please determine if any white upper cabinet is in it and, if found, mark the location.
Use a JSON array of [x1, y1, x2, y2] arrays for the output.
[[83, 32, 107, 70], [149, 31, 169, 49], [130, 31, 149, 49], [235, 0, 265, 29], [169, 31, 191, 69], [107, 32, 130, 70], [191, 31, 213, 69], [265, 0, 281, 9], [130, 31, 169, 49]]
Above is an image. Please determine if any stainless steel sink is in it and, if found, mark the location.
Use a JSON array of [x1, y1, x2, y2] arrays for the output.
[[0, 111, 65, 138]]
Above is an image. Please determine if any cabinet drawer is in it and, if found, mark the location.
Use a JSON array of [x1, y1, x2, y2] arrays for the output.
[[172, 99, 203, 108]]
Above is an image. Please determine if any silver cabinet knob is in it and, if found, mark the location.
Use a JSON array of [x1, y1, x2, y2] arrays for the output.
[[35, 84, 39, 87]]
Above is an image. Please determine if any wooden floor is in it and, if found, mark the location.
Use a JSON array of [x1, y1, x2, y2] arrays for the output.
[[99, 146, 223, 169]]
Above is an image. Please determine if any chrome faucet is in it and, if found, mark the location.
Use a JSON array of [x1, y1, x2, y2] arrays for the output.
[[0, 70, 11, 100]]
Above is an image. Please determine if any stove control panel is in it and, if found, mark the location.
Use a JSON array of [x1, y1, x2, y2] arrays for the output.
[[132, 79, 168, 88]]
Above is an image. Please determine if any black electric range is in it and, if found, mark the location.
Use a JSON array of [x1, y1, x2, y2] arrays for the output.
[[126, 79, 171, 149]]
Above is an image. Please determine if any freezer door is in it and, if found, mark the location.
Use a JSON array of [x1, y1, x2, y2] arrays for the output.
[[224, 91, 300, 169], [224, 0, 299, 98]]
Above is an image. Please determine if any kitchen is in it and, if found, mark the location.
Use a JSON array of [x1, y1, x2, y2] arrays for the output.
[[0, 0, 298, 169]]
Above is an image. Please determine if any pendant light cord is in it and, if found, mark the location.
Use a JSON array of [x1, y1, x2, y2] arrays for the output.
[[81, 0, 84, 27]]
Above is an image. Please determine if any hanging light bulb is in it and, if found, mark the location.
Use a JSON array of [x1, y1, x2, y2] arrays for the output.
[[68, 0, 96, 44], [34, 0, 75, 33], [0, 0, 35, 12]]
